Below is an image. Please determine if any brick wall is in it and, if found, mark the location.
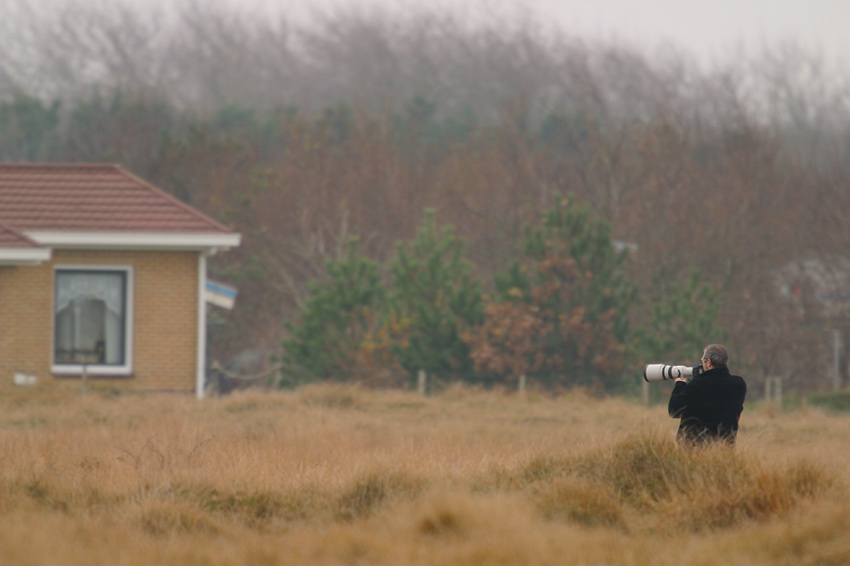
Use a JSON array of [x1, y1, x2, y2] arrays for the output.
[[0, 249, 200, 392]]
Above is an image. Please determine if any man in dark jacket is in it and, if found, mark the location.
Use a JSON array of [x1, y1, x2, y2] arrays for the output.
[[668, 344, 747, 445]]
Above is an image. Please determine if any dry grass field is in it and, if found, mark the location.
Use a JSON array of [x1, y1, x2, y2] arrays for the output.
[[1, 381, 849, 566]]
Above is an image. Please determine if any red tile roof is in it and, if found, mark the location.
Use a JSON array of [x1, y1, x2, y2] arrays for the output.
[[0, 222, 42, 248], [0, 163, 233, 234]]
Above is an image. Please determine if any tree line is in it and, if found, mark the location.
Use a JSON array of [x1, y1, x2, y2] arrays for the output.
[[2, 1, 850, 393]]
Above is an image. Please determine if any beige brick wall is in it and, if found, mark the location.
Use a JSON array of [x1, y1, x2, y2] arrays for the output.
[[0, 260, 52, 382], [0, 249, 200, 392]]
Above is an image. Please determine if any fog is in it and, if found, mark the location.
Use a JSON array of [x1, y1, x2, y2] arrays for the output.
[[41, 0, 848, 67], [19, 0, 850, 65]]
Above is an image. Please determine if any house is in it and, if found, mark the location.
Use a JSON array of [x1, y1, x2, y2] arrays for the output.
[[0, 163, 241, 397]]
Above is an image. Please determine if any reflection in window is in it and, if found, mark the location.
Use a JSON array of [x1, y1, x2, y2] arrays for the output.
[[55, 270, 126, 365]]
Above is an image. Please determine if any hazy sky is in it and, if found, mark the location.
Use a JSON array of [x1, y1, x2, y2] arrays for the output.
[[537, 0, 846, 61], [219, 0, 848, 68], [30, 0, 850, 70]]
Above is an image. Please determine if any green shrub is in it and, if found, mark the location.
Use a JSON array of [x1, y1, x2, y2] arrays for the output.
[[807, 390, 850, 412]]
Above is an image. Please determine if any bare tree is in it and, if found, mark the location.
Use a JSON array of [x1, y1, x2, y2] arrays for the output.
[[0, 0, 168, 102]]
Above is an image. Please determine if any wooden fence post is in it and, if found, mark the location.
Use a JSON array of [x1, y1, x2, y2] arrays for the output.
[[417, 370, 427, 395]]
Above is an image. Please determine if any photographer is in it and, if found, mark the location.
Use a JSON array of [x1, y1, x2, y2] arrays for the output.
[[668, 344, 747, 445]]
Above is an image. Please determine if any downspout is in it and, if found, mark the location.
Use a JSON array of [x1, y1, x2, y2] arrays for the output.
[[196, 252, 208, 399]]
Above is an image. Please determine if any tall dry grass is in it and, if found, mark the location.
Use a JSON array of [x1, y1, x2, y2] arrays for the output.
[[1, 381, 849, 565]]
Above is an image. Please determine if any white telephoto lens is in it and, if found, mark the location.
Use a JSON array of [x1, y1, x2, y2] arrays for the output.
[[643, 364, 693, 382]]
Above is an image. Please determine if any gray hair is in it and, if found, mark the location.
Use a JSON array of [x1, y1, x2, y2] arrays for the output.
[[703, 344, 729, 368]]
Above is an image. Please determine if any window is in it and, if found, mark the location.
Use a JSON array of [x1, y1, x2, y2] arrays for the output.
[[54, 267, 133, 375]]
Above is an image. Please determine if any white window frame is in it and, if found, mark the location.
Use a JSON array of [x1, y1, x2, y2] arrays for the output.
[[52, 264, 134, 376]]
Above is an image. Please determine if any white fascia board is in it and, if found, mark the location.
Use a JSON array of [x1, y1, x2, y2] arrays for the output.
[[0, 247, 52, 265], [25, 231, 241, 251]]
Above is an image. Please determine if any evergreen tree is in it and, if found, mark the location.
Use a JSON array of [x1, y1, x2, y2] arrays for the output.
[[388, 209, 483, 382], [281, 238, 386, 382]]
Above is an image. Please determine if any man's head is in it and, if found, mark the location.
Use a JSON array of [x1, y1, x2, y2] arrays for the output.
[[702, 344, 729, 371]]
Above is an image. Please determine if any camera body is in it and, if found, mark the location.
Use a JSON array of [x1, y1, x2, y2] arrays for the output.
[[643, 363, 703, 383]]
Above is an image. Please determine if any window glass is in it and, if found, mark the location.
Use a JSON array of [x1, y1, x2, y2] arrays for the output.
[[55, 270, 126, 365]]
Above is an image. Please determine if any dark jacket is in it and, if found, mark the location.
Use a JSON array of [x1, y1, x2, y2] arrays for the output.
[[668, 366, 747, 445]]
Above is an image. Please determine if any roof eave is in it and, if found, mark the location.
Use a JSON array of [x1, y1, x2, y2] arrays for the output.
[[25, 231, 242, 252], [0, 247, 52, 265]]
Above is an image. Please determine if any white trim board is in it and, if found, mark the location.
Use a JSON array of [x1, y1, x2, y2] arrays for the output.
[[25, 231, 241, 251], [0, 247, 52, 264]]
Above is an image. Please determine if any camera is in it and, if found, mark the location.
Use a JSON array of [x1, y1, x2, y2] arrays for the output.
[[643, 363, 703, 383]]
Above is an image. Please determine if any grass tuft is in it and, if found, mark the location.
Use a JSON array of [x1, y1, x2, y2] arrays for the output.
[[660, 456, 839, 531], [407, 489, 535, 543], [202, 490, 284, 525], [569, 428, 843, 532], [299, 384, 366, 410], [138, 500, 221, 537], [576, 429, 693, 506], [533, 477, 626, 529], [336, 472, 425, 521]]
